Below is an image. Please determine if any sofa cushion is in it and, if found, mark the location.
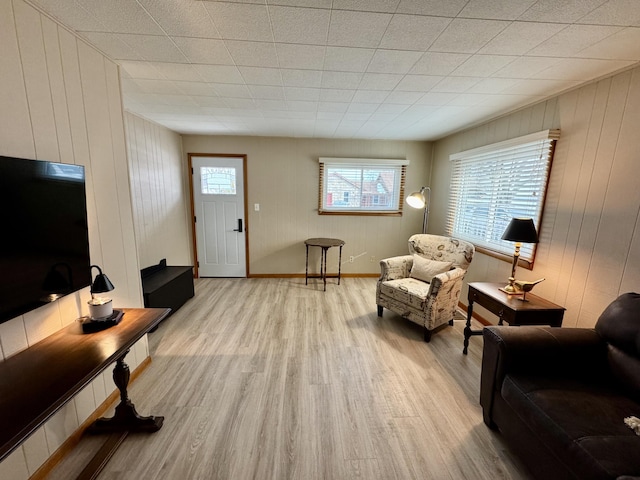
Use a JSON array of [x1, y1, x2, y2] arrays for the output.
[[409, 255, 452, 283], [596, 292, 640, 357], [379, 278, 430, 310], [502, 373, 640, 479]]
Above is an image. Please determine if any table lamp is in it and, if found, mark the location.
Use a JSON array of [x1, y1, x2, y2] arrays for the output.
[[88, 265, 115, 319], [500, 218, 539, 295], [406, 186, 431, 234]]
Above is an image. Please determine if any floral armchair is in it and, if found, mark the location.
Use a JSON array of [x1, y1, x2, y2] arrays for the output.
[[376, 234, 475, 342]]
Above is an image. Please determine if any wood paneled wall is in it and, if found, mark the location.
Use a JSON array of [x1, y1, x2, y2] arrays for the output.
[[125, 112, 192, 269], [431, 65, 640, 328], [0, 2, 145, 478], [182, 136, 432, 275]]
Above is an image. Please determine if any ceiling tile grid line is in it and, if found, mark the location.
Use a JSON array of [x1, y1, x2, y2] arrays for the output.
[[22, 0, 640, 139]]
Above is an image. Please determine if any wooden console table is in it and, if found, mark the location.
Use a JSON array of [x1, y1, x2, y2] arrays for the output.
[[0, 307, 170, 478], [304, 238, 345, 291], [463, 282, 565, 354]]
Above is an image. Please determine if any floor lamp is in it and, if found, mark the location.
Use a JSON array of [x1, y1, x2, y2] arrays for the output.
[[406, 186, 431, 234]]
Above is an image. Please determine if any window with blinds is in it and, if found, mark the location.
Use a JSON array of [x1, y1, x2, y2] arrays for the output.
[[447, 130, 560, 266], [318, 157, 408, 215]]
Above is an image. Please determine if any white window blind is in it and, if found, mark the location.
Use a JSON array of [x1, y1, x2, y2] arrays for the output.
[[447, 130, 560, 265], [318, 157, 408, 215]]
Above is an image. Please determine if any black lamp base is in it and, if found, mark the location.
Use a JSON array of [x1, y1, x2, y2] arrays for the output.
[[79, 309, 124, 333]]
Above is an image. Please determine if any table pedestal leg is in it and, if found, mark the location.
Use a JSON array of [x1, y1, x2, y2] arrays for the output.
[[337, 245, 343, 285], [463, 300, 474, 355], [305, 245, 309, 285], [89, 352, 163, 434]]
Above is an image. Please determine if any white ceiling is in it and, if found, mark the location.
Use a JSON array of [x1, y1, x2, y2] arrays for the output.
[[30, 0, 640, 140]]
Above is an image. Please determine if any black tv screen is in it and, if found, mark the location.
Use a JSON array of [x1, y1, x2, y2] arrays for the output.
[[0, 155, 92, 324]]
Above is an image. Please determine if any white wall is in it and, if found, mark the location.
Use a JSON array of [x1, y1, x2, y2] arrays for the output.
[[125, 112, 192, 269], [0, 1, 146, 478], [182, 135, 432, 275], [431, 65, 640, 328]]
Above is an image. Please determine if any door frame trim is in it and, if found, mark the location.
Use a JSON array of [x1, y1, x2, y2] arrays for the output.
[[187, 153, 249, 278]]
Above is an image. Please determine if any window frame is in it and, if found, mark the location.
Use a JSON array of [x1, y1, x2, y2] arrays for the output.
[[318, 157, 409, 216], [446, 130, 560, 268]]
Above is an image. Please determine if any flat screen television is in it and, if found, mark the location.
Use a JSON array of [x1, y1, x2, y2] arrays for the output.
[[0, 155, 92, 325]]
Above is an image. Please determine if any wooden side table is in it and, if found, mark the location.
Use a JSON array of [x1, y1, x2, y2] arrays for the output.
[[463, 282, 565, 354], [305, 238, 345, 291]]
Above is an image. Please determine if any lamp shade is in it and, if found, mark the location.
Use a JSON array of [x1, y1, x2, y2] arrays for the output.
[[501, 218, 539, 243], [406, 191, 426, 209], [90, 265, 115, 294]]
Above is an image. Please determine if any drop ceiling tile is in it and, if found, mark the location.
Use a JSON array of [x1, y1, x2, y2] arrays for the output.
[[152, 63, 205, 82], [119, 61, 163, 79], [343, 113, 372, 122], [323, 47, 375, 72], [395, 75, 443, 92], [429, 18, 509, 53], [502, 78, 580, 96], [451, 55, 518, 77], [332, 0, 400, 12], [172, 37, 232, 64], [225, 41, 279, 67], [136, 0, 220, 38], [492, 56, 562, 78], [320, 89, 355, 102], [248, 85, 286, 99], [255, 99, 287, 110], [459, 0, 538, 20], [269, 0, 332, 7], [132, 79, 182, 94], [193, 65, 245, 84], [416, 92, 459, 105], [78, 32, 144, 61], [269, 6, 330, 45], [238, 67, 283, 86], [284, 87, 321, 101], [225, 98, 258, 109], [366, 50, 423, 74], [192, 96, 228, 107], [318, 110, 346, 119], [351, 90, 390, 103], [396, 0, 467, 16], [359, 73, 403, 90], [327, 10, 392, 48], [173, 82, 219, 96], [517, 0, 607, 23], [379, 14, 451, 51], [370, 112, 400, 122], [447, 93, 496, 106], [384, 91, 424, 103], [203, 2, 273, 41], [410, 52, 471, 75], [431, 76, 482, 93], [77, 0, 164, 34], [533, 58, 634, 80], [467, 77, 520, 94], [30, 0, 105, 31], [478, 22, 565, 55], [578, 0, 640, 27], [321, 71, 363, 89], [527, 25, 623, 57], [154, 94, 199, 106], [213, 83, 253, 98], [121, 79, 143, 93], [288, 101, 319, 111], [318, 102, 349, 113], [281, 69, 323, 87], [276, 44, 326, 69], [375, 103, 408, 114], [347, 103, 380, 113], [575, 27, 640, 60]]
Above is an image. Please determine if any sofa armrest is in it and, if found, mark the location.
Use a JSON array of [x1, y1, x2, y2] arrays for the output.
[[378, 255, 413, 281], [480, 325, 607, 427]]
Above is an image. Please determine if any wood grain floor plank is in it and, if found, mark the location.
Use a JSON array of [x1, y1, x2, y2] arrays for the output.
[[47, 278, 532, 479]]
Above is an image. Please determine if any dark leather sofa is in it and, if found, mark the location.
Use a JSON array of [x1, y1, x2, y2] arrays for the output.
[[480, 292, 640, 480]]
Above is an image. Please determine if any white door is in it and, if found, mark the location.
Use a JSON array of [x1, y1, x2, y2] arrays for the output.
[[192, 156, 246, 277]]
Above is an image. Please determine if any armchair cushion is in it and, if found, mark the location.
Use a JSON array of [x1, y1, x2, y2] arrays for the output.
[[409, 255, 452, 283]]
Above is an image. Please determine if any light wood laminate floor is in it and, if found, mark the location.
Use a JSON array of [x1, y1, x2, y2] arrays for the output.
[[48, 277, 531, 479]]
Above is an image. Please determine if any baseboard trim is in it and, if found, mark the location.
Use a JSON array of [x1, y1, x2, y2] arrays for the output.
[[29, 356, 153, 480], [248, 273, 380, 278], [457, 301, 491, 326]]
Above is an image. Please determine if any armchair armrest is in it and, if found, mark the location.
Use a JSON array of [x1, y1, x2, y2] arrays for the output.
[[378, 255, 413, 281], [428, 267, 466, 296], [480, 326, 607, 427]]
